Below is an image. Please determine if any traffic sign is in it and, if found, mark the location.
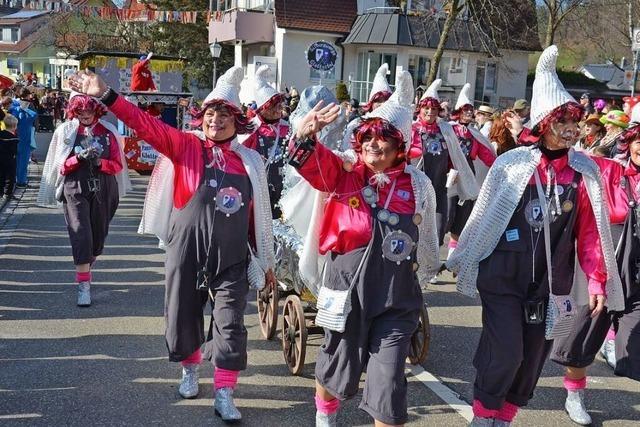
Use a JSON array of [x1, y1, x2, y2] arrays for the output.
[[306, 41, 337, 72]]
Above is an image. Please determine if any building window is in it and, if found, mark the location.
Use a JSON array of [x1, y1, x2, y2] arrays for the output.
[[408, 54, 430, 87], [11, 27, 18, 42], [351, 51, 397, 103], [475, 61, 498, 105], [449, 57, 463, 74]]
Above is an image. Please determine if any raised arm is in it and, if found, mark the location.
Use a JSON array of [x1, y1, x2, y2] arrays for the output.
[[68, 70, 188, 161]]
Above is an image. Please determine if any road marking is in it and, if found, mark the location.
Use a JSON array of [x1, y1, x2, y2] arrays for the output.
[[408, 364, 474, 422], [0, 413, 42, 419]]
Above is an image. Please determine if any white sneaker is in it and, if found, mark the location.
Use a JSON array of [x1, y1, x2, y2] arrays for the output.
[[77, 281, 91, 307], [429, 275, 438, 284], [600, 339, 616, 369], [315, 410, 338, 427], [178, 364, 199, 399], [565, 389, 592, 425], [214, 387, 241, 421]]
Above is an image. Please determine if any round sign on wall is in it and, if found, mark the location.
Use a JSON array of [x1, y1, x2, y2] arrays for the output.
[[306, 41, 337, 71]]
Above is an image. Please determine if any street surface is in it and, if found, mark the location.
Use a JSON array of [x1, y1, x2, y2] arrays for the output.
[[0, 132, 638, 426]]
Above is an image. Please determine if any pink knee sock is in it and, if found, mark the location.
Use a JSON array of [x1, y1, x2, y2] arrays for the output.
[[315, 394, 340, 415], [181, 348, 202, 366], [214, 367, 239, 390], [563, 375, 587, 391], [496, 402, 519, 422], [606, 329, 616, 341], [472, 399, 499, 419], [76, 271, 91, 283]]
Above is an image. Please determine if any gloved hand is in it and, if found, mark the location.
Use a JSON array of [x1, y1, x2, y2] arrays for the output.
[[77, 146, 98, 162]]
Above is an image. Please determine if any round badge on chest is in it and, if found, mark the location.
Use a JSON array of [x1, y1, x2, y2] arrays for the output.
[[215, 187, 244, 217], [382, 230, 415, 265], [561, 200, 574, 213]]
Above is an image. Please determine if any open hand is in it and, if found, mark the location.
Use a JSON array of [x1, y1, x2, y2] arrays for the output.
[[68, 69, 109, 98], [295, 100, 341, 140], [589, 294, 606, 318]]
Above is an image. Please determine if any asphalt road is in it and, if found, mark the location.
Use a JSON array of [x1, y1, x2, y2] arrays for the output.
[[0, 131, 638, 426]]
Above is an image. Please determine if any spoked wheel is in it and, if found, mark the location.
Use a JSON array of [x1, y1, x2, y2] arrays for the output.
[[282, 295, 307, 375], [257, 282, 279, 339], [408, 304, 431, 365]]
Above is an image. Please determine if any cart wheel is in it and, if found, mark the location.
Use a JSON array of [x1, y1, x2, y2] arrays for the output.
[[257, 282, 279, 340], [282, 295, 307, 375], [408, 304, 431, 365]]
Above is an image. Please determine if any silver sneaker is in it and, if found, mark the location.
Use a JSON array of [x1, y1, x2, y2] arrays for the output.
[[600, 339, 616, 369], [77, 281, 91, 307], [565, 389, 592, 425], [214, 387, 241, 422], [469, 416, 494, 426], [178, 364, 199, 399], [315, 410, 337, 427]]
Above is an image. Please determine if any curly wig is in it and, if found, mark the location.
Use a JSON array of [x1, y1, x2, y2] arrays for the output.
[[191, 99, 255, 134]]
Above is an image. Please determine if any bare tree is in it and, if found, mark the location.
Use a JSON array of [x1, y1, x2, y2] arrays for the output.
[[426, 0, 464, 84], [539, 0, 584, 47]]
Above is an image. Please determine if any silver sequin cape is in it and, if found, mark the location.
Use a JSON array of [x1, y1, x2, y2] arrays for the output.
[[137, 132, 276, 271], [37, 118, 132, 208], [446, 145, 624, 311]]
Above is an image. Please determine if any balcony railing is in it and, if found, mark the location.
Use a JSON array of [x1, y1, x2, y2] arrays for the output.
[[219, 0, 271, 12]]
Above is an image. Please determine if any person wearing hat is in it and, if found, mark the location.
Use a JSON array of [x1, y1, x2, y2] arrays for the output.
[[579, 113, 605, 151], [549, 103, 640, 425], [446, 83, 496, 259], [340, 64, 392, 151], [243, 65, 290, 218], [597, 110, 630, 159], [289, 71, 440, 427], [130, 52, 156, 92], [579, 93, 594, 119], [474, 105, 495, 138], [513, 99, 530, 123], [447, 45, 624, 427], [37, 92, 131, 307], [69, 67, 275, 422], [411, 78, 479, 252], [347, 98, 361, 122]]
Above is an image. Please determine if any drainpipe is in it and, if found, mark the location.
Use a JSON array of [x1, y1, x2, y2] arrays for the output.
[[337, 37, 345, 85]]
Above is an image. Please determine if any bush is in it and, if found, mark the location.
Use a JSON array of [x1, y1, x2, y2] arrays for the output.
[[335, 81, 350, 102]]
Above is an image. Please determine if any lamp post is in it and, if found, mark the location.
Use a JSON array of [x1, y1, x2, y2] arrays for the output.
[[209, 39, 222, 87]]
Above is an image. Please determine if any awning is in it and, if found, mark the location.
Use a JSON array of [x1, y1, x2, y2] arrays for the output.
[[343, 12, 413, 46]]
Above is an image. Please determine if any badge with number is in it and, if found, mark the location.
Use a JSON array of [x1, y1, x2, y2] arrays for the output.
[[215, 187, 244, 216], [382, 230, 415, 264]]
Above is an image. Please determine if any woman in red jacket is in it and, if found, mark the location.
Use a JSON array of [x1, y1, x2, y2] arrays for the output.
[[290, 71, 440, 427]]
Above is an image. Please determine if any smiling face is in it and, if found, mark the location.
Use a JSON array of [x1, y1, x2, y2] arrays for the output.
[[584, 122, 602, 137], [475, 111, 490, 125], [202, 106, 237, 141], [420, 105, 439, 123], [76, 108, 96, 127], [361, 136, 399, 172], [630, 138, 640, 167], [459, 107, 474, 124]]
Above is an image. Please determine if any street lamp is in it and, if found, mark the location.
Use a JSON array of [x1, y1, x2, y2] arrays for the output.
[[209, 39, 222, 87]]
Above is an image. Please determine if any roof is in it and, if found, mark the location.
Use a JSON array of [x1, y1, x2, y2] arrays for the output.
[[1, 10, 49, 19], [344, 4, 540, 53], [76, 51, 187, 61], [274, 0, 357, 34], [0, 24, 48, 53]]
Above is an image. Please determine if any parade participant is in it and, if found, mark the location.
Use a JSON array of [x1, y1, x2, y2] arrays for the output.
[[130, 52, 156, 92], [411, 78, 478, 247], [9, 95, 36, 187], [447, 46, 624, 427], [242, 65, 290, 218], [474, 105, 494, 138], [446, 83, 496, 258], [289, 71, 440, 427], [579, 114, 605, 151], [340, 63, 392, 151], [37, 93, 131, 306], [69, 66, 275, 422], [596, 110, 629, 159]]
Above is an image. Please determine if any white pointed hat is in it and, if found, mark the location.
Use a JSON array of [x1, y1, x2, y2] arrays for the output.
[[530, 45, 576, 128], [366, 70, 415, 146], [421, 78, 442, 101], [253, 64, 280, 110], [369, 63, 392, 102], [630, 102, 640, 125], [203, 66, 244, 108], [454, 83, 473, 110]]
